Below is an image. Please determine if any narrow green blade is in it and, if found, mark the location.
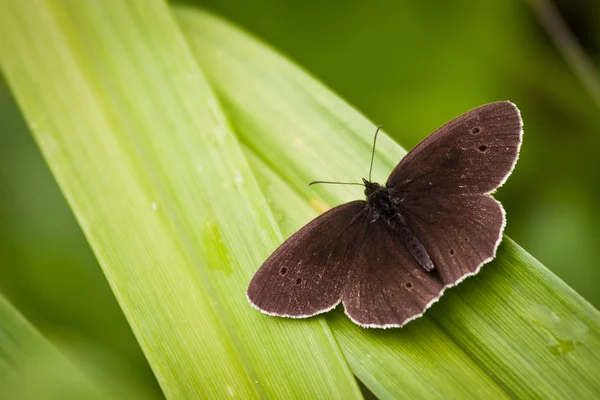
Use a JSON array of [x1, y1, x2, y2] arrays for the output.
[[178, 7, 600, 399], [1, 1, 360, 398], [0, 294, 151, 399]]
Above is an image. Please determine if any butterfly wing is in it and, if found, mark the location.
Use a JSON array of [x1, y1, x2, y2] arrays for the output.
[[398, 195, 505, 285], [386, 101, 522, 286], [386, 101, 522, 195], [342, 215, 444, 328], [248, 201, 368, 317]]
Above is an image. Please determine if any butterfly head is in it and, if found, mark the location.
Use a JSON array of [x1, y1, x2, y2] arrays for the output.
[[363, 178, 384, 198]]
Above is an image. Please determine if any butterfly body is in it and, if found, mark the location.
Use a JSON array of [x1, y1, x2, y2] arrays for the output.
[[248, 101, 523, 328], [363, 180, 393, 218], [364, 179, 435, 272]]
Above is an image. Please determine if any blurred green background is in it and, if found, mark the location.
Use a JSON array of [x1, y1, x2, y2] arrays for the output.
[[1, 0, 599, 395]]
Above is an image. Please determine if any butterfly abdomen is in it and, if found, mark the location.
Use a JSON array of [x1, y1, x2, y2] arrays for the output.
[[388, 213, 435, 272]]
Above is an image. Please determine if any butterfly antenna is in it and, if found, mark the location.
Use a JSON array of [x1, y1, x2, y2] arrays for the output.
[[368, 124, 382, 182], [308, 181, 364, 187]]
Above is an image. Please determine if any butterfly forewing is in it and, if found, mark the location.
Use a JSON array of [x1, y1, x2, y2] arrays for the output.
[[248, 201, 367, 317], [387, 102, 522, 195]]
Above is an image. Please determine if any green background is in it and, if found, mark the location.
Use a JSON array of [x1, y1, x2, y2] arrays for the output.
[[1, 0, 599, 397]]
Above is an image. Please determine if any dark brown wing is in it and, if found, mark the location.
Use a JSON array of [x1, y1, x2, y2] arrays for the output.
[[386, 101, 522, 196], [386, 101, 522, 286], [341, 214, 445, 328], [248, 201, 367, 318], [398, 195, 505, 286]]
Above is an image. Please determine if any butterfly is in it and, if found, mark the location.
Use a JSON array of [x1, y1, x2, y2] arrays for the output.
[[248, 101, 523, 328]]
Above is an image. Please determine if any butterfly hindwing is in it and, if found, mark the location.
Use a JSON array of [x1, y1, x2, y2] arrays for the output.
[[247, 201, 367, 317], [398, 195, 505, 286], [342, 214, 444, 327]]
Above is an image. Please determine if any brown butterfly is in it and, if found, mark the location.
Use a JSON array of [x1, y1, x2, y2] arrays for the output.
[[248, 102, 523, 328]]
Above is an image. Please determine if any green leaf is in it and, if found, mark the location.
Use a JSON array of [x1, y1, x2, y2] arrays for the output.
[[1, 1, 360, 398], [0, 293, 96, 398], [177, 7, 600, 399], [0, 293, 151, 399]]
